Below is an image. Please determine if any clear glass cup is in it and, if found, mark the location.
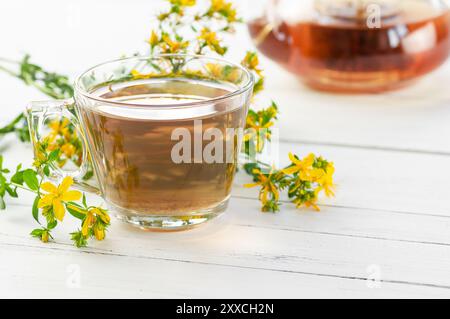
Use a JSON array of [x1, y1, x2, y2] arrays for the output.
[[27, 54, 254, 231]]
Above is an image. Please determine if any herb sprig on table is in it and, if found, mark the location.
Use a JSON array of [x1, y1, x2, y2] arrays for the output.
[[0, 0, 335, 247]]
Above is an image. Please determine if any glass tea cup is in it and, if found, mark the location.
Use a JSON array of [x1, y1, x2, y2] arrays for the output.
[[27, 55, 254, 231]]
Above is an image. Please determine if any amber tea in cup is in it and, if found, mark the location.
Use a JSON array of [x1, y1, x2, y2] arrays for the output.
[[28, 55, 254, 231]]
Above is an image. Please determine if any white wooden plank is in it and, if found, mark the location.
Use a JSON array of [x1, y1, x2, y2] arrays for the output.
[[234, 141, 450, 216], [2, 244, 449, 299], [2, 203, 450, 291]]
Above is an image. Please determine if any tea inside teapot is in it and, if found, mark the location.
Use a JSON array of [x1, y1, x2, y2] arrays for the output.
[[248, 0, 450, 93]]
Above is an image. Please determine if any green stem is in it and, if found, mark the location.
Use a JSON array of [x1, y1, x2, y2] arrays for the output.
[[10, 182, 38, 194], [0, 113, 24, 135], [0, 64, 18, 78]]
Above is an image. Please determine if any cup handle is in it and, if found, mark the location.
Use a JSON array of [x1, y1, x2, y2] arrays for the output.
[[26, 99, 100, 194]]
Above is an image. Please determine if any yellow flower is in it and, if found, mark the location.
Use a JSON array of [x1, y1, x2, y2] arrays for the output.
[[148, 30, 159, 47], [94, 223, 105, 241], [283, 153, 315, 180], [49, 118, 70, 140], [130, 69, 159, 80], [38, 176, 82, 221], [210, 0, 237, 22], [161, 34, 189, 53], [292, 193, 320, 211], [205, 63, 240, 82], [303, 199, 320, 211], [198, 28, 226, 55], [317, 163, 336, 197], [81, 211, 95, 237], [41, 231, 49, 243], [80, 207, 110, 239], [244, 116, 274, 152], [242, 52, 263, 76], [246, 116, 274, 131], [245, 168, 279, 205], [61, 143, 76, 158], [33, 138, 52, 167], [91, 207, 111, 224], [205, 63, 223, 78], [170, 0, 195, 6]]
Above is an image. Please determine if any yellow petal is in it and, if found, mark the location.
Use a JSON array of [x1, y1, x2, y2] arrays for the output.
[[271, 184, 280, 201], [303, 153, 315, 166], [61, 190, 82, 202], [244, 183, 260, 188], [94, 227, 105, 241], [263, 122, 274, 129], [40, 182, 58, 194], [282, 166, 299, 175], [261, 188, 268, 205], [99, 213, 110, 224], [288, 153, 301, 165], [81, 219, 90, 237], [53, 200, 65, 221], [95, 209, 111, 224], [38, 195, 54, 208], [58, 176, 74, 194], [67, 204, 87, 215]]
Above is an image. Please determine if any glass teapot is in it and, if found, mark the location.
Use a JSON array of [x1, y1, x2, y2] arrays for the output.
[[248, 0, 450, 93]]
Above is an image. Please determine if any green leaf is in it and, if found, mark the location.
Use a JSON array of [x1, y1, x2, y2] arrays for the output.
[[30, 228, 43, 237], [70, 230, 88, 248], [82, 193, 87, 208], [67, 203, 86, 220], [32, 196, 40, 223], [82, 170, 94, 181], [23, 169, 39, 191], [47, 220, 57, 230], [243, 163, 259, 175], [48, 149, 60, 162], [43, 165, 50, 177], [11, 165, 24, 185], [5, 185, 18, 198]]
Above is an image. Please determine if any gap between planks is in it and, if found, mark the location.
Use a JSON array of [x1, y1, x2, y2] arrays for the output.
[[6, 197, 450, 249], [2, 241, 450, 292]]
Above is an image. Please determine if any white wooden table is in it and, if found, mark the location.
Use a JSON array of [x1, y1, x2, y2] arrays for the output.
[[2, 0, 450, 298]]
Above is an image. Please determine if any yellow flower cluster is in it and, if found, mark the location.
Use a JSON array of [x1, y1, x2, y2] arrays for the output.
[[34, 175, 110, 246], [208, 0, 238, 23], [161, 34, 189, 54], [79, 207, 110, 241], [169, 0, 196, 6], [198, 28, 227, 55], [244, 103, 278, 153], [44, 118, 83, 168], [245, 153, 335, 212], [148, 31, 160, 48], [284, 153, 336, 211], [245, 168, 284, 212]]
